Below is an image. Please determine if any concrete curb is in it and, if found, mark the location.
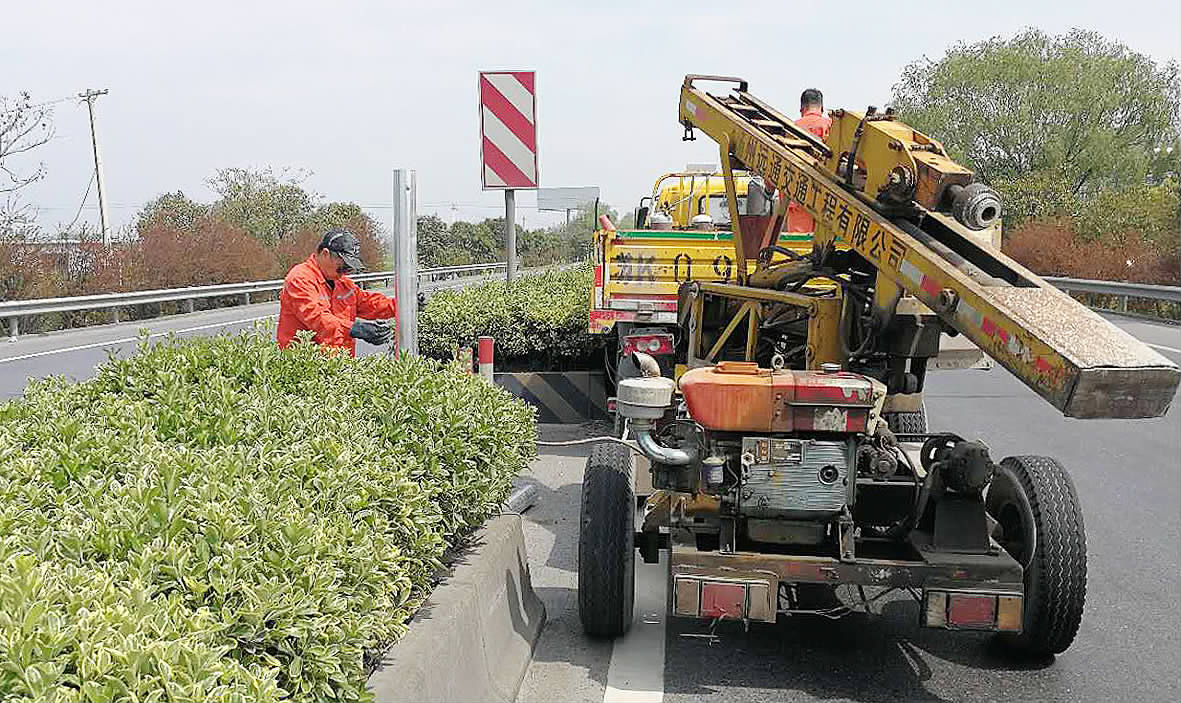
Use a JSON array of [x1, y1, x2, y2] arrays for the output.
[[367, 514, 546, 703]]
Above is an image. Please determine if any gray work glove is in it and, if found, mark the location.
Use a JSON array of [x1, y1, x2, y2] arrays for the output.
[[349, 318, 391, 346]]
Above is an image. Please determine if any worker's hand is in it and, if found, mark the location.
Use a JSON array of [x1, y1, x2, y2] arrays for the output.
[[349, 318, 391, 346]]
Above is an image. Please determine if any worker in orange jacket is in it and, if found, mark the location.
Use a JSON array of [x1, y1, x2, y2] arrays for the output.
[[786, 88, 833, 234], [277, 229, 397, 354]]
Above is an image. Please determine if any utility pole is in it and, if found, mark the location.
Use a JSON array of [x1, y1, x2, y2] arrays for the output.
[[505, 189, 517, 282], [79, 89, 111, 247]]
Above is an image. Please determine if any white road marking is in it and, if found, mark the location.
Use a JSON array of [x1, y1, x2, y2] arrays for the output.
[[603, 555, 667, 703], [0, 315, 276, 364], [1146, 342, 1181, 354]]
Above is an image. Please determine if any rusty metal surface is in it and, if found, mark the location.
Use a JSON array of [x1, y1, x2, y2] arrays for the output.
[[983, 286, 1172, 369], [669, 532, 1023, 591]]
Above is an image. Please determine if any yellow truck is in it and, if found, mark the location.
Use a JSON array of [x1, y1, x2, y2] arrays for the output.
[[591, 171, 816, 380]]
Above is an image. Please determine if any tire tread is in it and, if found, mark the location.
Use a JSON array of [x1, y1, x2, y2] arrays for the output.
[[999, 455, 1087, 655], [578, 442, 635, 637]]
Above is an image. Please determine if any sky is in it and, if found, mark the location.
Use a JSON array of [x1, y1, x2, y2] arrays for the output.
[[3, 0, 1179, 241]]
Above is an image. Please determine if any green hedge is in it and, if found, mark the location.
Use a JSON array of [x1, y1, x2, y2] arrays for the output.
[[419, 264, 606, 371], [0, 332, 536, 702]]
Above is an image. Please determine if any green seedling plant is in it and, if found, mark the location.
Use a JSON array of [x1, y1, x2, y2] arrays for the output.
[[418, 264, 605, 371]]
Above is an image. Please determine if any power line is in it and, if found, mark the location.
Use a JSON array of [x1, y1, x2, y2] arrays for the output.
[[25, 94, 80, 110], [63, 170, 97, 232]]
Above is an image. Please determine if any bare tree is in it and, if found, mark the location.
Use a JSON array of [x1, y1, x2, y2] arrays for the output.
[[0, 92, 54, 237]]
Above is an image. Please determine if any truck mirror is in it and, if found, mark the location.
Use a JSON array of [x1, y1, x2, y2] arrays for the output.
[[636, 206, 649, 229], [746, 180, 772, 215]]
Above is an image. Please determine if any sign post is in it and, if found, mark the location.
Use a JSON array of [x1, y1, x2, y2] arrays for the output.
[[392, 169, 418, 354], [479, 71, 538, 282]]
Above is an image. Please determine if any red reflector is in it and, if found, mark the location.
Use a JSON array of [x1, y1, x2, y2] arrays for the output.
[[701, 582, 746, 619], [622, 333, 674, 356], [948, 594, 996, 627]]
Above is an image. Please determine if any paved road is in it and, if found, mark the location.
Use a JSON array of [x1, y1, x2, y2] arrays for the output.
[[517, 315, 1181, 703]]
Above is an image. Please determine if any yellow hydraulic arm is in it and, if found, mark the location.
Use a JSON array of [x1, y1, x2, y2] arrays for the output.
[[677, 75, 1179, 419]]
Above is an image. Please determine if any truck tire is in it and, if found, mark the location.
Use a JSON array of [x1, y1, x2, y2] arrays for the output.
[[579, 442, 635, 637], [884, 410, 927, 435], [986, 455, 1087, 657]]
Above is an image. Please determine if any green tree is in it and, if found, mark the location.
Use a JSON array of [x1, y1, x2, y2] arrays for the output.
[[893, 29, 1179, 224], [207, 167, 316, 244], [135, 191, 209, 235], [416, 214, 459, 267], [1074, 176, 1180, 247]]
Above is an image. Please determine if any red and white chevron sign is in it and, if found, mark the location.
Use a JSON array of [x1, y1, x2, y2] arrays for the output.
[[479, 71, 538, 190]]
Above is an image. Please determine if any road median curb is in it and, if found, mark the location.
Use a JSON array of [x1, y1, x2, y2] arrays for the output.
[[367, 514, 546, 703]]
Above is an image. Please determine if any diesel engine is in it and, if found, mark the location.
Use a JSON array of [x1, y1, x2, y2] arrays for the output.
[[621, 358, 919, 554]]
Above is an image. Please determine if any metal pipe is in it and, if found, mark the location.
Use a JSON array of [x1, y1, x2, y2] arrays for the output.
[[393, 169, 419, 354], [504, 484, 538, 514], [506, 189, 517, 282], [633, 425, 695, 466]]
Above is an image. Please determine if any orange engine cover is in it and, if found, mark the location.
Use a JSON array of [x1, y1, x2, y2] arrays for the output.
[[679, 361, 876, 433]]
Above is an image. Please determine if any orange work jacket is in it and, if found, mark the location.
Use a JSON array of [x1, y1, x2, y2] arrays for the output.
[[277, 254, 397, 355], [786, 108, 834, 234]]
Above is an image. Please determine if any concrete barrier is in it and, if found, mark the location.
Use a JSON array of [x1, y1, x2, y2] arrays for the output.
[[494, 371, 610, 423], [367, 514, 546, 703]]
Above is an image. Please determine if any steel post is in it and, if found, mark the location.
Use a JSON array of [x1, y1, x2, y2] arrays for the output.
[[6, 316, 17, 340], [186, 299, 195, 314], [478, 336, 494, 381], [393, 169, 419, 354], [505, 189, 517, 282]]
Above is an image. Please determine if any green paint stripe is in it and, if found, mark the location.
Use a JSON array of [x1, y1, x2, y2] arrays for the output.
[[616, 230, 813, 243]]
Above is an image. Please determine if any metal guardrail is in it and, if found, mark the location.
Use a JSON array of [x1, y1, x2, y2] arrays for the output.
[[1045, 276, 1181, 316], [1, 262, 506, 339]]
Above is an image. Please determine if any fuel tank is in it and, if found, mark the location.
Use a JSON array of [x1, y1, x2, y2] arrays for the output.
[[679, 361, 875, 433]]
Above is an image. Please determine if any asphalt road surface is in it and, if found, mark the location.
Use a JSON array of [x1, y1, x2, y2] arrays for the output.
[[517, 314, 1181, 703]]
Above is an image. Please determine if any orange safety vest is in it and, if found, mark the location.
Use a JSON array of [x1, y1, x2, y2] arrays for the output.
[[277, 254, 397, 355], [786, 108, 834, 234]]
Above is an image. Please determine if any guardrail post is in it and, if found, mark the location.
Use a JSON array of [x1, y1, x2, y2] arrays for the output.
[[186, 299, 195, 314], [6, 316, 17, 341], [1119, 295, 1128, 313], [112, 308, 120, 323], [242, 292, 250, 306]]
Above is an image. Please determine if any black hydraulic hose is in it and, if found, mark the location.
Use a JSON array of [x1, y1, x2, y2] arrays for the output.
[[759, 244, 806, 263]]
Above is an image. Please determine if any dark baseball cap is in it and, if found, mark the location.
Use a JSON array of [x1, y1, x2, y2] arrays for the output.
[[319, 229, 365, 273]]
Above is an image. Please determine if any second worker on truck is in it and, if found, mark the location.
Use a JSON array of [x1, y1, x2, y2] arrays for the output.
[[277, 229, 397, 354], [786, 88, 833, 234]]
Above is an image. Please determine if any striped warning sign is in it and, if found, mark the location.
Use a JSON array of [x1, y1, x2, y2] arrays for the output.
[[495, 372, 609, 424], [479, 71, 538, 190]]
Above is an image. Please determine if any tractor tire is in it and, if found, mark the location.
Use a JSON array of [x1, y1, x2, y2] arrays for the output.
[[884, 410, 927, 435], [986, 455, 1087, 657], [578, 442, 636, 637]]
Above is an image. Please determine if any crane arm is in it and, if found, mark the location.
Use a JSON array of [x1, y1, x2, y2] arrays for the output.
[[678, 75, 1178, 419]]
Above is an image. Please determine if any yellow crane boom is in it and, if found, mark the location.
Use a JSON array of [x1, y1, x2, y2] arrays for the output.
[[677, 75, 1178, 419]]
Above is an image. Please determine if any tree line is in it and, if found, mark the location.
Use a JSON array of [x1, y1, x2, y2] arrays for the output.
[[892, 28, 1179, 284]]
